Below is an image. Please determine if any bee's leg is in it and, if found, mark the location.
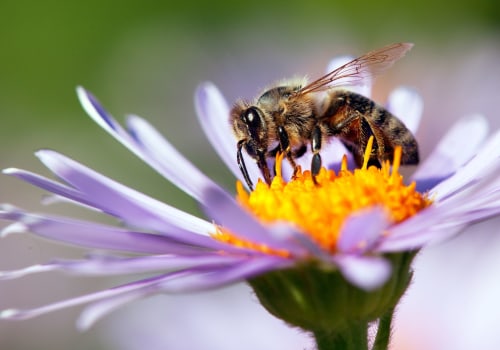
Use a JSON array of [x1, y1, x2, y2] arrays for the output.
[[267, 144, 281, 177], [311, 125, 322, 184], [277, 126, 299, 176]]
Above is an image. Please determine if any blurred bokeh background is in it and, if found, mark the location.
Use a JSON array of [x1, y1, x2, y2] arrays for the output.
[[1, 1, 499, 349]]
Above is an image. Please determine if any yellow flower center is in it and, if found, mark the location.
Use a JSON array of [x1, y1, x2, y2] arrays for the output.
[[214, 137, 431, 257]]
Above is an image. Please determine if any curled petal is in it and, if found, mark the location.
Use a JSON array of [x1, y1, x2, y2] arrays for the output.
[[333, 254, 392, 290]]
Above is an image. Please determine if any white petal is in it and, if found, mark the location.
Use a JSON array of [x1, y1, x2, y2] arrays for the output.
[[386, 87, 423, 134]]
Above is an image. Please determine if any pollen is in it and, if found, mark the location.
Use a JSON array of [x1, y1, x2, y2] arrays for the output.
[[214, 137, 431, 256]]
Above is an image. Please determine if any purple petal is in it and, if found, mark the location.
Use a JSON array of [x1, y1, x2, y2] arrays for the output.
[[337, 207, 389, 254], [77, 87, 124, 133], [33, 150, 216, 239], [333, 254, 392, 290], [157, 255, 293, 292], [378, 220, 466, 252], [377, 177, 500, 253], [0, 272, 177, 322], [0, 204, 225, 253], [3, 166, 215, 244], [201, 187, 312, 257], [195, 82, 261, 189], [429, 127, 500, 201], [0, 254, 246, 280], [76, 256, 290, 330], [413, 115, 489, 193], [375, 203, 462, 252], [77, 289, 147, 331], [268, 222, 329, 259], [126, 114, 230, 202], [0, 255, 276, 328], [77, 87, 147, 163], [430, 168, 500, 224], [385, 87, 423, 134], [3, 168, 87, 204], [77, 87, 230, 204], [378, 168, 500, 252]]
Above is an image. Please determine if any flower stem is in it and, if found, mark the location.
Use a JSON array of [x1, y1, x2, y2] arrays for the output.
[[313, 323, 368, 350], [372, 308, 394, 350]]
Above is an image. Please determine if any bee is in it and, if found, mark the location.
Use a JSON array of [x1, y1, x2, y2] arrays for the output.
[[230, 42, 419, 190]]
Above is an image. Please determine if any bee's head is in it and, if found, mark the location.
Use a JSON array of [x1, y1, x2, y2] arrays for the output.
[[230, 103, 269, 157], [230, 103, 271, 188]]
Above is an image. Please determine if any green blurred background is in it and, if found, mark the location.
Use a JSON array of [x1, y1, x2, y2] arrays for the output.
[[0, 0, 499, 349]]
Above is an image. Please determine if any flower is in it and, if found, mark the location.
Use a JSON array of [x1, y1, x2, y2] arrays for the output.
[[1, 56, 500, 344]]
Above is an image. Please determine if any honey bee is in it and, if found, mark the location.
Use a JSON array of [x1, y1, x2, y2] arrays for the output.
[[230, 42, 419, 190]]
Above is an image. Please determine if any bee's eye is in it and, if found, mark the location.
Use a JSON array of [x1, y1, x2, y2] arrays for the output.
[[243, 107, 261, 128], [243, 107, 264, 141]]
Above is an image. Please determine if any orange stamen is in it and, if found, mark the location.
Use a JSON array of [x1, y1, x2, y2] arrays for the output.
[[213, 141, 431, 256]]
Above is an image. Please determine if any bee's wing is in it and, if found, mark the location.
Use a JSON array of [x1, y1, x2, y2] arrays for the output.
[[297, 43, 413, 95]]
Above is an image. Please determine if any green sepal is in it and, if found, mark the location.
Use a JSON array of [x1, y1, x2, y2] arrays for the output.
[[248, 252, 415, 336]]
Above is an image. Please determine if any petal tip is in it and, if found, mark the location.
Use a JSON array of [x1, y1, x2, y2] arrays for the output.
[[2, 168, 18, 175], [1, 222, 29, 237], [0, 309, 22, 320]]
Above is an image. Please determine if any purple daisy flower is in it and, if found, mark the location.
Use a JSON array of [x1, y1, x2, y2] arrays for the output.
[[1, 54, 500, 348]]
